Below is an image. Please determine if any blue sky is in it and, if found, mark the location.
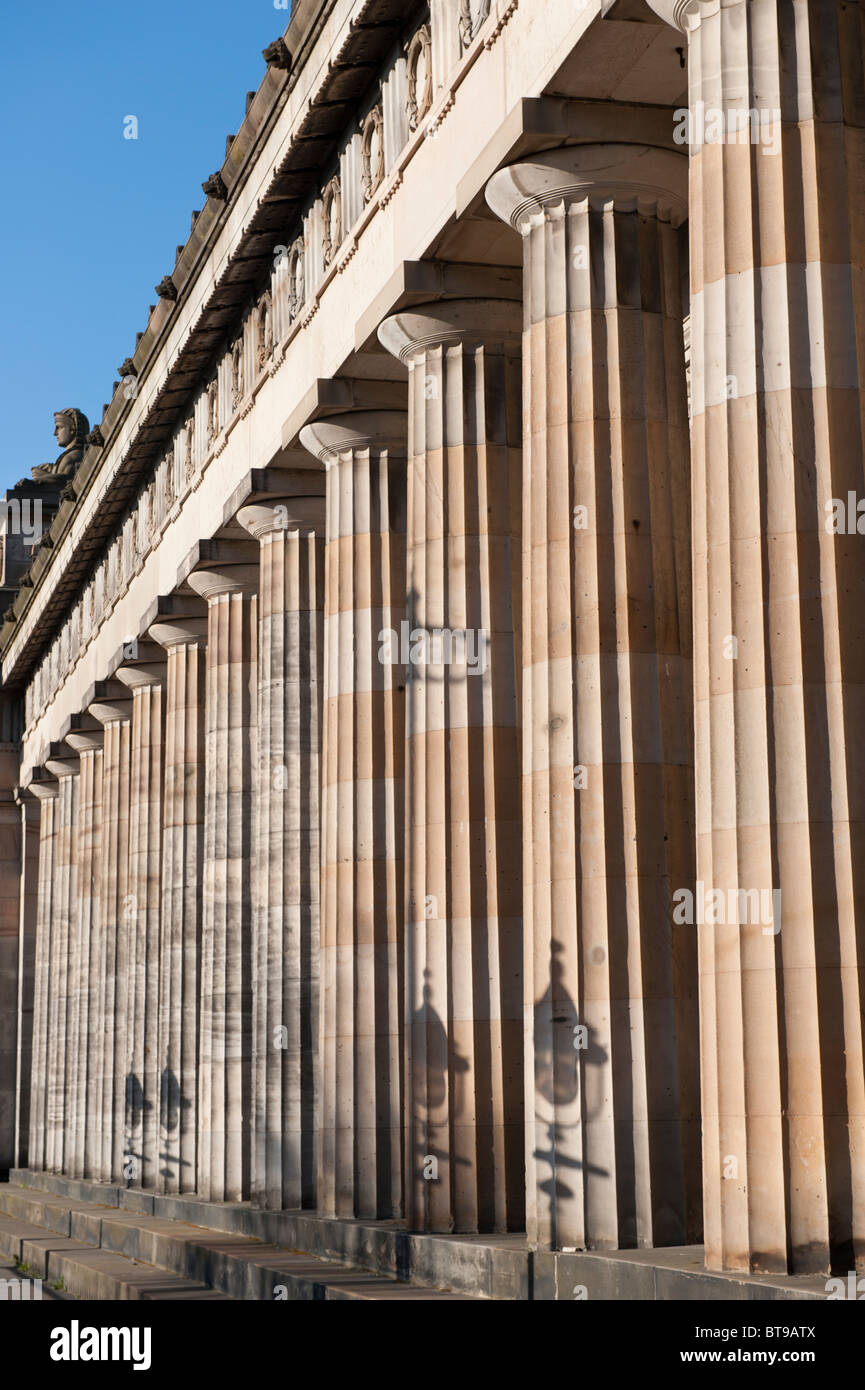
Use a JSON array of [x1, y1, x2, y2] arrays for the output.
[[0, 0, 290, 492]]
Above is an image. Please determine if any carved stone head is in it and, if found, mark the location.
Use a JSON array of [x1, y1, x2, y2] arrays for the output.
[[54, 408, 89, 451]]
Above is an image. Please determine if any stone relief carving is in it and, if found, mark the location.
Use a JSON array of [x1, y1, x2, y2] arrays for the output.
[[361, 106, 385, 203], [165, 447, 176, 508], [406, 25, 433, 130], [322, 176, 342, 267], [288, 237, 305, 320], [231, 338, 245, 410], [185, 417, 196, 481], [206, 380, 219, 444], [459, 0, 492, 49], [257, 293, 273, 369]]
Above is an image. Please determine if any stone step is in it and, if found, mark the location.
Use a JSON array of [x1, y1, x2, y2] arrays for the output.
[[9, 1168, 518, 1297], [0, 1212, 230, 1300], [0, 1186, 478, 1301]]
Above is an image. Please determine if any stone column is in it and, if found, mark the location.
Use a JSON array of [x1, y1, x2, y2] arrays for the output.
[[88, 681, 133, 1183], [645, 0, 865, 1275], [14, 791, 40, 1171], [187, 558, 258, 1203], [237, 495, 325, 1212], [42, 761, 79, 1174], [63, 723, 105, 1181], [299, 412, 407, 1220], [0, 767, 23, 1175], [378, 303, 525, 1235], [26, 778, 58, 1172], [115, 646, 166, 1190], [487, 146, 700, 1251], [148, 613, 208, 1195]]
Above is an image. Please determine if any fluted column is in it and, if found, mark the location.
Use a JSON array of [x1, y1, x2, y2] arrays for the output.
[[12, 790, 40, 1172], [63, 724, 105, 1180], [148, 614, 208, 1195], [646, 0, 865, 1275], [42, 762, 78, 1174], [187, 560, 258, 1202], [378, 303, 524, 1235], [238, 495, 325, 1211], [487, 146, 700, 1251], [88, 682, 133, 1183], [299, 412, 407, 1220], [114, 650, 166, 1190], [27, 778, 59, 1171]]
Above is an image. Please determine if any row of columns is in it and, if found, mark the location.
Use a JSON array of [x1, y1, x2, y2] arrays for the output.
[[22, 15, 865, 1274]]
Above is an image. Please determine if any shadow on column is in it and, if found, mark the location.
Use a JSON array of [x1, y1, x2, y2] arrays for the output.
[[158, 1063, 192, 1183], [533, 942, 610, 1241]]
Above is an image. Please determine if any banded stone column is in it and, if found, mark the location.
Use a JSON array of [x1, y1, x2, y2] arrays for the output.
[[378, 303, 525, 1235], [647, 0, 865, 1275], [487, 147, 700, 1251], [63, 723, 105, 1180], [88, 681, 133, 1183], [12, 788, 40, 1172], [114, 645, 166, 1190], [299, 412, 407, 1220], [27, 777, 59, 1171], [149, 613, 208, 1195], [238, 495, 325, 1212], [187, 558, 258, 1203], [42, 760, 79, 1174]]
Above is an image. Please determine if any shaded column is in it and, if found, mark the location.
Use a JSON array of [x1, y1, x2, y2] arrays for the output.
[[88, 681, 133, 1183], [647, 0, 865, 1275], [487, 146, 699, 1251], [115, 645, 166, 1190], [26, 777, 59, 1172], [148, 612, 208, 1195], [187, 558, 258, 1203], [378, 302, 525, 1235], [63, 721, 105, 1180], [0, 758, 23, 1174], [14, 790, 40, 1171], [42, 761, 79, 1174], [299, 413, 407, 1220], [238, 494, 325, 1212]]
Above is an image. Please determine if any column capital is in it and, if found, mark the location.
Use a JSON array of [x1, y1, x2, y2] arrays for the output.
[[299, 410, 407, 465], [147, 615, 209, 650], [377, 298, 522, 364], [114, 664, 166, 691], [113, 637, 167, 690], [45, 743, 80, 780], [63, 714, 105, 753], [236, 495, 326, 541], [186, 565, 259, 601], [24, 770, 59, 801], [486, 144, 688, 232], [644, 1, 696, 32], [85, 678, 133, 726]]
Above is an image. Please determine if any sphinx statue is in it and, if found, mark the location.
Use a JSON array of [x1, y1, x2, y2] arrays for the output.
[[29, 408, 90, 483]]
